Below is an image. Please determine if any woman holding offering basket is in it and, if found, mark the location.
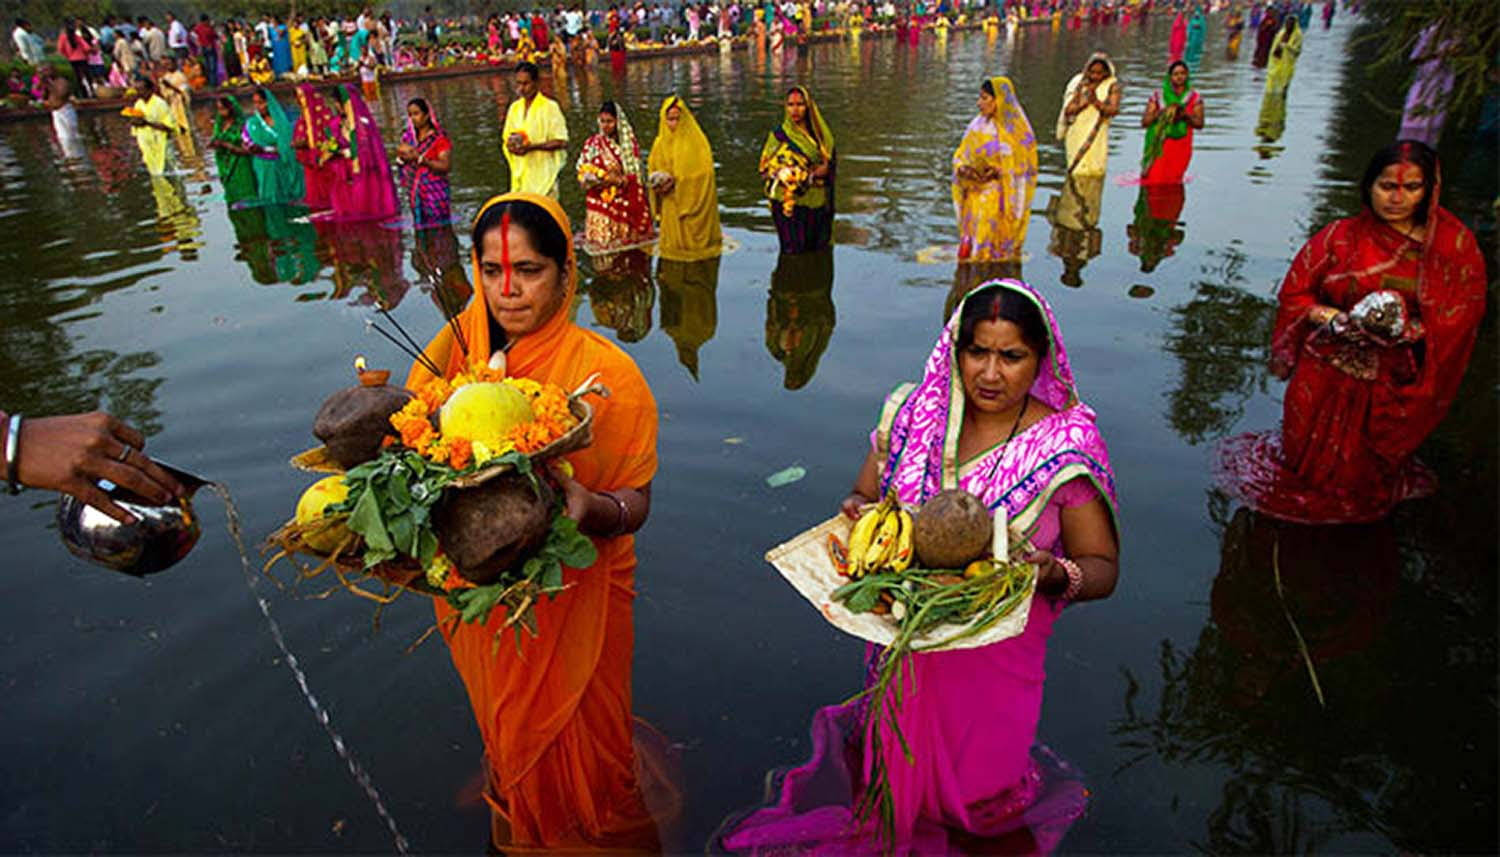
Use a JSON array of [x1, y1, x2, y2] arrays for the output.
[[725, 279, 1119, 853], [405, 192, 662, 852]]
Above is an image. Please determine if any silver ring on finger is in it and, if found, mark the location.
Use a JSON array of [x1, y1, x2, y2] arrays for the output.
[[116, 445, 132, 463]]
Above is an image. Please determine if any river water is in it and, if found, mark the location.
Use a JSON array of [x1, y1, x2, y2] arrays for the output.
[[1, 12, 1495, 853]]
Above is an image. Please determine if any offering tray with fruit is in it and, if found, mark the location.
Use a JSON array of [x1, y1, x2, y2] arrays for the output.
[[262, 357, 606, 639], [765, 488, 1036, 653], [766, 487, 1038, 841]]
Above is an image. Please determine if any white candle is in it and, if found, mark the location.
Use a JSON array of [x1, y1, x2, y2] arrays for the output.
[[993, 505, 1009, 560]]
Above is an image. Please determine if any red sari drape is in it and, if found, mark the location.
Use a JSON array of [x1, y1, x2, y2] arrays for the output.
[[1219, 207, 1487, 523]]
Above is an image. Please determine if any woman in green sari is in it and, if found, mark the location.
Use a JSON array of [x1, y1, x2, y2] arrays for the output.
[[243, 87, 306, 205], [1139, 60, 1203, 185], [208, 96, 258, 205], [758, 86, 836, 254]]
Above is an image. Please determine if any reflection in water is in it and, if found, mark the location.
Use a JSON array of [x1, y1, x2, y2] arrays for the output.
[[657, 256, 720, 380], [1045, 174, 1105, 287], [945, 259, 1022, 322], [315, 220, 408, 308], [586, 249, 655, 342], [230, 204, 320, 286], [148, 176, 202, 261], [1126, 182, 1186, 273], [410, 226, 474, 316], [1161, 250, 1276, 445], [1254, 89, 1288, 153], [1115, 503, 1497, 853], [765, 249, 835, 390]]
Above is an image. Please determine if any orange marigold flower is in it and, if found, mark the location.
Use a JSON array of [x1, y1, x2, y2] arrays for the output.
[[446, 437, 474, 470]]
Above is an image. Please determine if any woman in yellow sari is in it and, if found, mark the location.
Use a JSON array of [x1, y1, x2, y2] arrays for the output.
[[406, 192, 663, 852], [128, 77, 181, 176], [952, 75, 1038, 263], [1057, 52, 1120, 178], [648, 95, 723, 262], [759, 85, 836, 254], [1264, 15, 1303, 95]]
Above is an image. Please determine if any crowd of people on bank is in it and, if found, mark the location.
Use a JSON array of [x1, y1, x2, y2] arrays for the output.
[[2, 0, 1487, 853]]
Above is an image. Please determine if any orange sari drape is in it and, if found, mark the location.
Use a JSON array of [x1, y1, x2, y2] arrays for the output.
[[407, 192, 661, 850]]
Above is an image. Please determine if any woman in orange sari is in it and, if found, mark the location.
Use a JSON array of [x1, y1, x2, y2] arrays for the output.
[[406, 192, 662, 851]]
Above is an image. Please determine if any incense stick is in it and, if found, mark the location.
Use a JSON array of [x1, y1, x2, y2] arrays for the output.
[[365, 319, 442, 377]]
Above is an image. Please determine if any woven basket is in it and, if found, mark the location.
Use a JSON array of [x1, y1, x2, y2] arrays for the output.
[[763, 510, 1034, 651]]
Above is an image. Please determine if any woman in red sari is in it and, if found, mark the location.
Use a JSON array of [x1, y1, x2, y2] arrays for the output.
[[575, 100, 656, 257], [1219, 141, 1488, 523]]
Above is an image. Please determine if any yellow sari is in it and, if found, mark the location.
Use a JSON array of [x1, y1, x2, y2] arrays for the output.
[[131, 94, 178, 176], [502, 93, 570, 197], [648, 96, 722, 262], [1057, 52, 1117, 178], [951, 76, 1038, 263]]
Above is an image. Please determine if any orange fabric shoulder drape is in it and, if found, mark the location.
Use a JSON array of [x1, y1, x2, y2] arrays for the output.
[[407, 192, 660, 849]]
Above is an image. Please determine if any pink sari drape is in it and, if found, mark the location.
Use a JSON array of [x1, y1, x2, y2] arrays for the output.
[[724, 279, 1119, 855], [327, 84, 399, 222]]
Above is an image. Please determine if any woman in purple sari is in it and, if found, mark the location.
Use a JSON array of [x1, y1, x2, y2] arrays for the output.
[[326, 83, 399, 223], [723, 279, 1120, 855]]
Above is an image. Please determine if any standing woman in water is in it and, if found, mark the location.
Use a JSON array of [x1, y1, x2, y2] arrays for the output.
[[406, 193, 663, 852], [759, 85, 836, 254], [1140, 60, 1203, 184], [208, 95, 257, 205], [394, 97, 453, 227], [952, 75, 1038, 263], [648, 95, 723, 261], [1058, 51, 1121, 178], [243, 87, 306, 204], [1219, 141, 1487, 523]]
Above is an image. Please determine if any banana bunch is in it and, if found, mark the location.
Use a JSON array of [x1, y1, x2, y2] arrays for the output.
[[845, 489, 914, 578]]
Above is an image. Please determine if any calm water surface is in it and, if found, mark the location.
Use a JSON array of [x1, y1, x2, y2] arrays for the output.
[[2, 13, 1495, 853]]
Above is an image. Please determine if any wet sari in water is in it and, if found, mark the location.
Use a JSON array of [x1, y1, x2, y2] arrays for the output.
[[211, 96, 257, 204], [327, 84, 399, 222], [131, 93, 178, 176], [1168, 10, 1187, 60], [406, 192, 665, 852], [952, 76, 1038, 263], [243, 89, 306, 204], [1264, 21, 1303, 94], [759, 85, 836, 254], [1141, 69, 1200, 184], [577, 105, 656, 254], [293, 84, 340, 211], [724, 279, 1117, 855], [1218, 203, 1487, 524], [648, 96, 723, 262], [398, 103, 453, 226], [1057, 52, 1118, 178]]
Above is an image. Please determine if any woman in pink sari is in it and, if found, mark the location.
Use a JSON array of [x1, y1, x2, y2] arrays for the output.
[[723, 279, 1120, 855], [1168, 9, 1188, 61], [325, 83, 399, 223]]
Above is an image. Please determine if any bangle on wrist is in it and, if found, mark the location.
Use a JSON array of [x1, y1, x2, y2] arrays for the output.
[[1058, 556, 1083, 601], [603, 490, 629, 537], [5, 412, 23, 496]]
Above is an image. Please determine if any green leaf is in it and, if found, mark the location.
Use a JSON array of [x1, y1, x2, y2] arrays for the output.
[[347, 486, 393, 555], [417, 529, 439, 568], [388, 474, 412, 513], [387, 510, 416, 557], [548, 516, 598, 568], [540, 558, 564, 590], [846, 585, 883, 613]]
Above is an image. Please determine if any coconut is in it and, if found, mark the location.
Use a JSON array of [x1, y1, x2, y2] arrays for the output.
[[433, 473, 555, 584], [313, 384, 414, 469], [912, 489, 992, 569]]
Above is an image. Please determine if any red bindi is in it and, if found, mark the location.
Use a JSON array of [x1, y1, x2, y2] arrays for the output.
[[1395, 163, 1422, 185]]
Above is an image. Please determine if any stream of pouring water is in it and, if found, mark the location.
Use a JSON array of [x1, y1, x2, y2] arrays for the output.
[[211, 484, 412, 854]]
